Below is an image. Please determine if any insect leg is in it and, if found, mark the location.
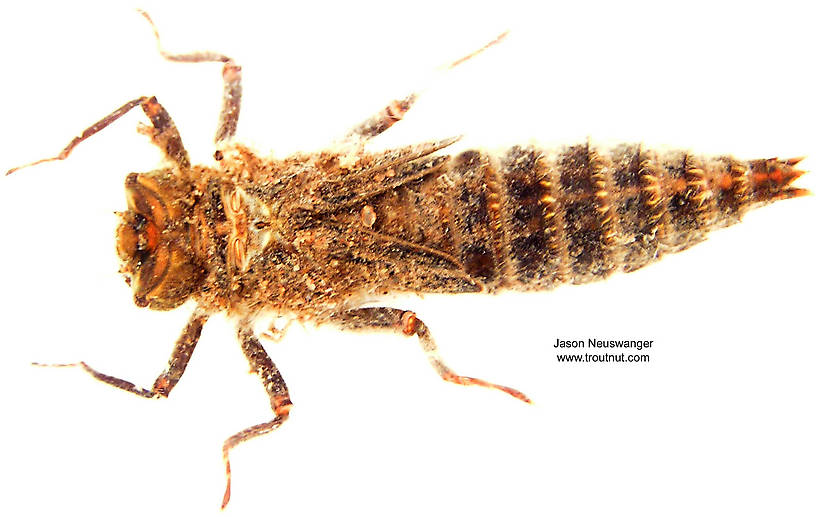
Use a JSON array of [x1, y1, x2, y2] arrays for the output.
[[138, 10, 241, 145], [341, 31, 507, 143], [333, 307, 531, 403], [33, 309, 209, 398], [342, 93, 420, 143], [220, 323, 293, 509], [6, 96, 190, 175]]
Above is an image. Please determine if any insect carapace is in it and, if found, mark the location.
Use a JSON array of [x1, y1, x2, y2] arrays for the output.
[[7, 11, 809, 509]]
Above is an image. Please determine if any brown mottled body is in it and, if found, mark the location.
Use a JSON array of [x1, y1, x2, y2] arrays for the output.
[[173, 142, 804, 318], [7, 11, 809, 510]]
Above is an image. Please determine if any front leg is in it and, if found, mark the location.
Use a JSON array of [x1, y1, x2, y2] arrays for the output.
[[332, 307, 531, 403], [33, 308, 209, 399], [7, 95, 191, 175], [7, 10, 243, 176], [220, 322, 293, 509]]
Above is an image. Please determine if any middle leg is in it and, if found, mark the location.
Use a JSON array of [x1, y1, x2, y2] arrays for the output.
[[139, 10, 242, 146], [220, 322, 293, 509]]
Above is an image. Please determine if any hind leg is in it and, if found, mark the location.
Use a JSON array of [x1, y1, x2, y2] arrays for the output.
[[331, 307, 531, 403], [340, 32, 508, 144]]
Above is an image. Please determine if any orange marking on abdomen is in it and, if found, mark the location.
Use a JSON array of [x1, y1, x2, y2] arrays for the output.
[[718, 174, 733, 190]]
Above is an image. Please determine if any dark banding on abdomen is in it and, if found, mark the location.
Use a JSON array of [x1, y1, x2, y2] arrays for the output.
[[499, 146, 564, 290], [660, 151, 716, 251], [556, 144, 619, 284], [448, 150, 507, 291], [611, 144, 667, 272]]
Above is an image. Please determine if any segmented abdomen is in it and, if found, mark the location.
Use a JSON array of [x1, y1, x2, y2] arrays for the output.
[[497, 144, 718, 289], [373, 143, 805, 293]]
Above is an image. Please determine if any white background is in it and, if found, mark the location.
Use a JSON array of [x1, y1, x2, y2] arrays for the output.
[[1, 1, 814, 516]]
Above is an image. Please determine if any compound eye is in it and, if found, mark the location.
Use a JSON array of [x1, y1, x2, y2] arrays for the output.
[[116, 211, 158, 270], [118, 216, 139, 260], [131, 213, 149, 255], [133, 213, 147, 232], [132, 213, 160, 255]]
